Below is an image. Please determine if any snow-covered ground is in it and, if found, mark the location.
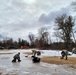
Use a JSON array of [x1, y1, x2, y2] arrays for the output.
[[9, 49, 76, 57], [40, 50, 76, 57], [0, 49, 76, 75], [0, 49, 76, 58]]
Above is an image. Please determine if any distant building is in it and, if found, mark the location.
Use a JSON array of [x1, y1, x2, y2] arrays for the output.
[[21, 46, 29, 49]]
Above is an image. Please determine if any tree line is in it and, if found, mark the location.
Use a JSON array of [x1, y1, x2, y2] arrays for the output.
[[0, 38, 29, 49], [28, 14, 76, 51], [0, 14, 76, 51]]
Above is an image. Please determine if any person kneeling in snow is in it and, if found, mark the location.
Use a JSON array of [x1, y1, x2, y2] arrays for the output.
[[60, 50, 68, 60], [12, 52, 21, 62], [32, 50, 41, 63], [32, 56, 40, 63]]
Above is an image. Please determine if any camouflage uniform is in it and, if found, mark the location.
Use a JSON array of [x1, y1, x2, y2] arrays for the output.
[[32, 50, 41, 63], [61, 50, 68, 60], [12, 53, 21, 62]]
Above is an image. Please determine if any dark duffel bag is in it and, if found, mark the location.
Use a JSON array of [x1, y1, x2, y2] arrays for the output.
[[32, 57, 40, 63], [12, 59, 16, 62]]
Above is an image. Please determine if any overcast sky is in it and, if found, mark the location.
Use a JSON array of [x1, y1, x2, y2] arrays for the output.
[[0, 0, 76, 41]]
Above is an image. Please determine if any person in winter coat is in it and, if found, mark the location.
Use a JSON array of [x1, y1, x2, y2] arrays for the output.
[[12, 52, 21, 62], [60, 50, 68, 60], [31, 50, 41, 63]]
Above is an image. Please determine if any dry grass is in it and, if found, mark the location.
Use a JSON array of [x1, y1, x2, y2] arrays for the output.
[[0, 53, 13, 54], [41, 56, 76, 65], [24, 52, 76, 65], [23, 52, 32, 55]]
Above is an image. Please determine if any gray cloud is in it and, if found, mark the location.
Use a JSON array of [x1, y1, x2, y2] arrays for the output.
[[0, 0, 74, 41], [71, 0, 76, 11], [39, 7, 71, 24]]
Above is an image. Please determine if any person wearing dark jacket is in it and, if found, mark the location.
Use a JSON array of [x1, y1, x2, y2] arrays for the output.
[[12, 52, 21, 62], [31, 50, 41, 63], [60, 50, 68, 60]]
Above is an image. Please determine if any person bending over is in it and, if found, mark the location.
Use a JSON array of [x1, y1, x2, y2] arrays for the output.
[[12, 52, 21, 62]]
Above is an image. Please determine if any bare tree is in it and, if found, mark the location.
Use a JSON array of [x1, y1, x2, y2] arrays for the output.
[[54, 29, 62, 42], [28, 33, 35, 47], [38, 27, 49, 49], [71, 1, 76, 44], [55, 14, 75, 50]]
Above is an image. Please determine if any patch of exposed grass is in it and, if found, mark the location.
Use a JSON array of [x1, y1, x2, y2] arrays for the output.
[[41, 56, 76, 65], [68, 64, 76, 68], [23, 52, 32, 55], [0, 53, 13, 54]]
